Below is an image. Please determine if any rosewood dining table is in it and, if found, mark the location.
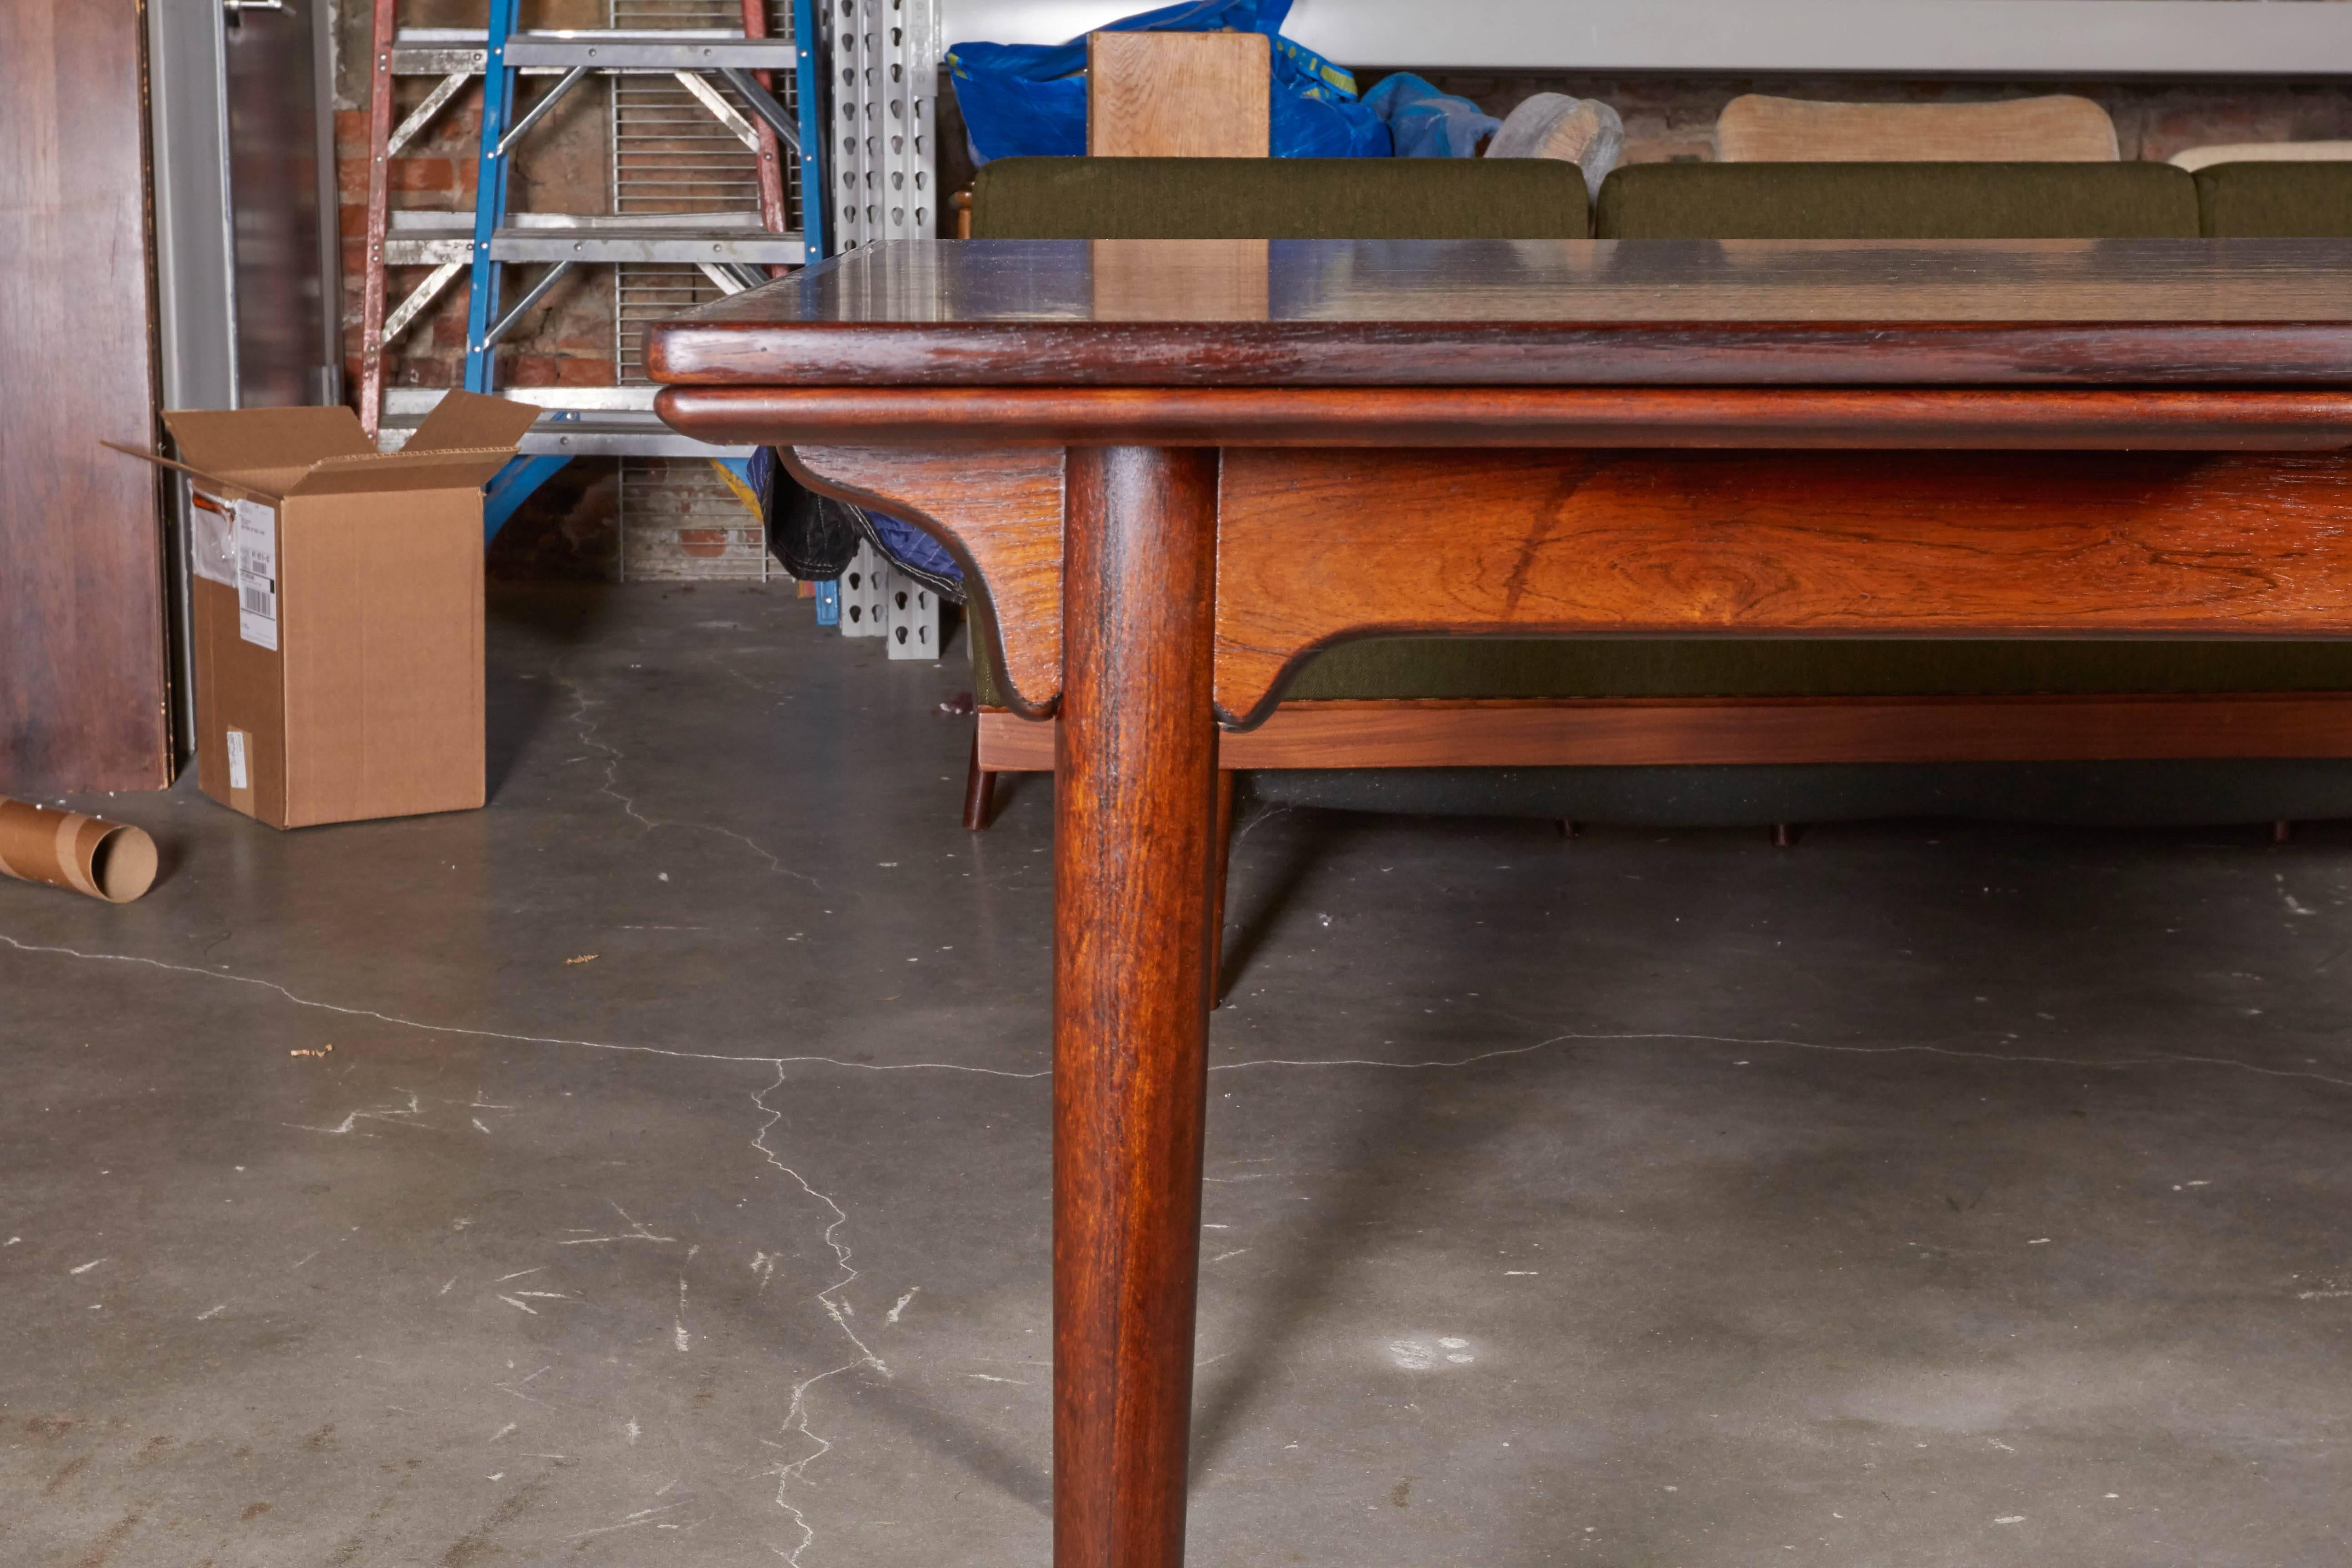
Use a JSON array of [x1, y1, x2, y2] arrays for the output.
[[648, 235, 2352, 1568]]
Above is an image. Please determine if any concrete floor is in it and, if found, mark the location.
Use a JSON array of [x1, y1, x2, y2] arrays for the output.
[[8, 583, 2352, 1567]]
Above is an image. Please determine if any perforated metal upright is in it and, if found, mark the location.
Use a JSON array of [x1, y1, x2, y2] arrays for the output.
[[827, 0, 939, 251]]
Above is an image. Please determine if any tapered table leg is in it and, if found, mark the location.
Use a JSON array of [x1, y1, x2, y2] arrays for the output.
[[1054, 446, 1221, 1568]]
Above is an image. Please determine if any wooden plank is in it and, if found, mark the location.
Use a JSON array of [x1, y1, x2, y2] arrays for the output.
[[1214, 447, 2352, 723], [1086, 31, 1269, 158], [0, 0, 169, 792], [1717, 94, 2118, 162], [981, 695, 2352, 772], [661, 385, 2352, 451]]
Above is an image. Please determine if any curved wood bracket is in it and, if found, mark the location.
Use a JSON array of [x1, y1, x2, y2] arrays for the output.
[[780, 444, 1066, 717]]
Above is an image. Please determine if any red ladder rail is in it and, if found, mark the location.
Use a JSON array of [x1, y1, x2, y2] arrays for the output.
[[358, 0, 399, 438], [742, 0, 790, 265]]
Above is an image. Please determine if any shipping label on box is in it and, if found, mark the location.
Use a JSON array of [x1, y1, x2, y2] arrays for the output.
[[232, 498, 279, 651], [189, 490, 238, 586]]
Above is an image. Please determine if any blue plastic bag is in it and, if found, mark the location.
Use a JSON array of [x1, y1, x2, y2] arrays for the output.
[[1361, 72, 1501, 159], [947, 0, 1390, 164]]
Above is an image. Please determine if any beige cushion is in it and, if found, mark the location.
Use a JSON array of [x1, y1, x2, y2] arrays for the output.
[[1485, 94, 1625, 200], [1716, 94, 2118, 163], [2171, 140, 2352, 172]]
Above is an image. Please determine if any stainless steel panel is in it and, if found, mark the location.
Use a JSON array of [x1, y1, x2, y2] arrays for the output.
[[149, 0, 236, 413], [223, 0, 339, 408]]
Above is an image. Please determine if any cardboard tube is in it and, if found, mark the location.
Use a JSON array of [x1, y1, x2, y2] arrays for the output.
[[0, 797, 158, 903]]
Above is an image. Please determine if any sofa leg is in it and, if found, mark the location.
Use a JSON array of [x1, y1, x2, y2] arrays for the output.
[[1772, 823, 1804, 849], [962, 734, 997, 831], [1209, 769, 1235, 1009], [2274, 819, 2295, 844]]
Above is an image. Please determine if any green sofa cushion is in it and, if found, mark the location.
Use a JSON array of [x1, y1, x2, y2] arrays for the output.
[[972, 634, 2352, 708], [1281, 638, 2352, 700], [2195, 161, 2352, 238], [971, 156, 1590, 239], [1595, 160, 2201, 240]]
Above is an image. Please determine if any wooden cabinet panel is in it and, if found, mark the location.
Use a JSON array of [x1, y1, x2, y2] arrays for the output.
[[0, 0, 169, 792]]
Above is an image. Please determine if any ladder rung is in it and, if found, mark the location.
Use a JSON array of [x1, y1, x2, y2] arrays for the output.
[[384, 209, 474, 265], [390, 47, 486, 73], [490, 225, 803, 264], [387, 28, 626, 74], [385, 239, 474, 265], [378, 393, 757, 459], [517, 413, 759, 460], [386, 418, 757, 460], [388, 210, 787, 264], [501, 35, 798, 70], [387, 387, 661, 413]]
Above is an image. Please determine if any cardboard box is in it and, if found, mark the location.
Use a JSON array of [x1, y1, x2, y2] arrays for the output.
[[118, 393, 539, 828]]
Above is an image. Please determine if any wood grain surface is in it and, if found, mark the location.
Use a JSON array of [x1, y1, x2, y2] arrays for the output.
[[979, 693, 2352, 771], [778, 445, 1066, 716], [1715, 93, 2119, 162], [649, 238, 2352, 388], [2, 0, 169, 792], [660, 385, 2352, 450], [1052, 447, 1221, 1568], [1087, 31, 1268, 158], [1213, 447, 2352, 724]]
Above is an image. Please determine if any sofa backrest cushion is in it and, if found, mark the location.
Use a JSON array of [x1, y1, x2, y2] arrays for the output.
[[2194, 161, 2352, 237], [1595, 161, 2200, 239], [2171, 141, 2352, 173], [1717, 94, 2118, 163], [970, 155, 1590, 239]]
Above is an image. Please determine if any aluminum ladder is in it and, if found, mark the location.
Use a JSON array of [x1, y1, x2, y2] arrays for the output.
[[354, 0, 827, 536]]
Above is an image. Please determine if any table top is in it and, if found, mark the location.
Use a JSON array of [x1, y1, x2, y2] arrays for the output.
[[650, 238, 2352, 388]]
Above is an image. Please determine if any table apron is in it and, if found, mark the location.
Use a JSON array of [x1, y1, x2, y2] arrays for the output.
[[781, 443, 2352, 729]]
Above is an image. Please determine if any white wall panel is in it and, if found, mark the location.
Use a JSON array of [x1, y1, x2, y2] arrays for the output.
[[940, 0, 2352, 76]]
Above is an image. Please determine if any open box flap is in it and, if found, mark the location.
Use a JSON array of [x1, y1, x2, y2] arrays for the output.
[[282, 446, 520, 498], [162, 407, 375, 488], [103, 440, 299, 502], [406, 390, 541, 455]]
